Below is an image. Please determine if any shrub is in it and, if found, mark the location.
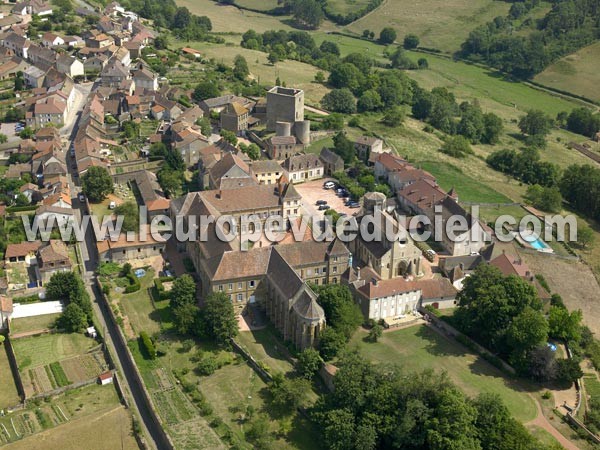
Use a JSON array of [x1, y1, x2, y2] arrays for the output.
[[140, 331, 157, 359], [197, 354, 219, 376]]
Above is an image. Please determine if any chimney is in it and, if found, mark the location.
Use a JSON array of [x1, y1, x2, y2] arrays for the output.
[[372, 278, 378, 286], [459, 263, 464, 270], [431, 194, 436, 208], [216, 190, 222, 199]]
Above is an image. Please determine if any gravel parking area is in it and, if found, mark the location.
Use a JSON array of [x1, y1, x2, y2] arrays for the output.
[[296, 178, 358, 220]]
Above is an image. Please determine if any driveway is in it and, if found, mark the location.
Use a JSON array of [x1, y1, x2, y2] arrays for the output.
[[296, 178, 358, 221]]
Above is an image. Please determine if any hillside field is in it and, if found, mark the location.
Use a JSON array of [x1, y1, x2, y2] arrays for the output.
[[345, 0, 510, 53], [535, 41, 600, 103]]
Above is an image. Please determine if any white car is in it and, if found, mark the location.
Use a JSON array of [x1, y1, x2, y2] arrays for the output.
[[323, 181, 336, 190]]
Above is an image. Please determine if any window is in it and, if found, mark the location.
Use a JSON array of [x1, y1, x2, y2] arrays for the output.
[[333, 266, 337, 273], [322, 278, 327, 284], [332, 277, 337, 283], [333, 256, 338, 262], [218, 285, 223, 292], [249, 280, 255, 288], [306, 269, 312, 276], [314, 279, 318, 285], [237, 293, 243, 302], [228, 283, 233, 291], [315, 268, 320, 275], [238, 282, 243, 289], [294, 209, 298, 214], [323, 267, 327, 273]]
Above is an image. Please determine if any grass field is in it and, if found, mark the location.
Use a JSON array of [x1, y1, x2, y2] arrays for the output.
[[235, 0, 279, 11], [176, 0, 296, 33], [114, 269, 162, 337], [328, 0, 372, 15], [419, 161, 511, 203], [10, 313, 60, 335], [535, 41, 600, 103], [12, 333, 96, 369], [345, 0, 511, 53], [3, 385, 137, 450], [349, 325, 538, 422], [0, 344, 20, 409], [172, 40, 330, 105]]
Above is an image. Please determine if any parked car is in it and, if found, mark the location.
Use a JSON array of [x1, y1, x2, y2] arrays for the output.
[[348, 202, 361, 209], [315, 200, 327, 206], [345, 199, 355, 206], [323, 181, 336, 189], [318, 205, 331, 211]]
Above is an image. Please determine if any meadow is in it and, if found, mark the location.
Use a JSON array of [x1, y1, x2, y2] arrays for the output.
[[349, 324, 539, 422], [535, 41, 600, 103], [345, 0, 511, 53], [10, 313, 60, 335], [12, 333, 96, 369]]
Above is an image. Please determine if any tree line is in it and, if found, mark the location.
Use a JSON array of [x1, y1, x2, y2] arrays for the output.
[[460, 0, 600, 78]]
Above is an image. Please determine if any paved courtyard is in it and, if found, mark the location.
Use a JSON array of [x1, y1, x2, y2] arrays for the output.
[[296, 178, 358, 221]]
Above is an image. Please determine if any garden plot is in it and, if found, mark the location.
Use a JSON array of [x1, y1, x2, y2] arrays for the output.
[[60, 352, 107, 384], [152, 388, 196, 425]]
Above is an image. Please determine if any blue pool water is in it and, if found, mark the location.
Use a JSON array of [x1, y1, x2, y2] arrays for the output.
[[134, 269, 146, 278], [523, 234, 549, 250]]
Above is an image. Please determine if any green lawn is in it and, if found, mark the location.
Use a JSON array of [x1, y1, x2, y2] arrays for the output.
[[0, 344, 20, 409], [345, 0, 511, 53], [12, 333, 96, 369], [584, 375, 600, 403], [327, 0, 372, 15], [10, 313, 60, 335], [535, 41, 600, 103], [235, 0, 279, 11], [527, 425, 562, 449], [114, 269, 162, 336], [349, 325, 538, 422], [237, 329, 295, 375], [306, 136, 333, 155], [419, 161, 512, 204]]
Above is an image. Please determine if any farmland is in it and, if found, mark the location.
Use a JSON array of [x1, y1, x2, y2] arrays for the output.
[[345, 0, 510, 53], [12, 332, 96, 369], [0, 344, 20, 409], [535, 41, 600, 103], [0, 384, 135, 448], [349, 324, 538, 422]]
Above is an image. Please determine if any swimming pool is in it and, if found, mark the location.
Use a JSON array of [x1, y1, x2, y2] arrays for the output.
[[523, 233, 551, 251]]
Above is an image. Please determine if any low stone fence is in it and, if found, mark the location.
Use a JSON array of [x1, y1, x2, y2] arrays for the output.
[[564, 412, 600, 445], [27, 377, 98, 403], [230, 339, 273, 383], [3, 333, 25, 404]]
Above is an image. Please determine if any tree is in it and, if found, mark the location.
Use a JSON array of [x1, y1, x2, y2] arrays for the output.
[[269, 373, 310, 411], [525, 185, 562, 212], [220, 129, 238, 146], [357, 90, 382, 112], [196, 117, 212, 137], [245, 143, 260, 160], [332, 132, 355, 164], [319, 327, 346, 360], [46, 272, 84, 302], [321, 88, 356, 114], [113, 201, 139, 232], [379, 27, 397, 44], [440, 136, 473, 158], [157, 169, 182, 198], [297, 348, 322, 379], [322, 113, 344, 131], [382, 107, 405, 127], [482, 112, 504, 144], [268, 51, 279, 65], [81, 166, 113, 202], [193, 81, 220, 101], [19, 127, 34, 139], [290, 0, 324, 29], [315, 71, 325, 83], [567, 107, 600, 138], [0, 133, 7, 144], [170, 274, 196, 309], [233, 55, 249, 80], [577, 224, 595, 249], [556, 358, 583, 384], [527, 345, 557, 381], [519, 109, 552, 143], [198, 291, 238, 346], [417, 58, 429, 69], [173, 302, 199, 335], [366, 324, 383, 342], [548, 306, 582, 342], [506, 306, 548, 363], [320, 40, 340, 56], [403, 34, 420, 49], [196, 353, 218, 376], [245, 414, 273, 449], [389, 47, 417, 69], [59, 303, 88, 332]]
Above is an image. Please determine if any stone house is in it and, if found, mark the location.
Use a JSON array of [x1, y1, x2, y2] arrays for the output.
[[282, 153, 323, 184], [319, 147, 344, 176], [250, 159, 284, 185], [220, 102, 248, 135], [355, 136, 383, 162], [97, 234, 166, 263], [36, 239, 72, 284]]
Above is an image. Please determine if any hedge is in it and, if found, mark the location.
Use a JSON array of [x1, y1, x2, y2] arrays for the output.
[[12, 294, 40, 304], [6, 205, 38, 213], [123, 269, 141, 294], [139, 331, 156, 360]]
